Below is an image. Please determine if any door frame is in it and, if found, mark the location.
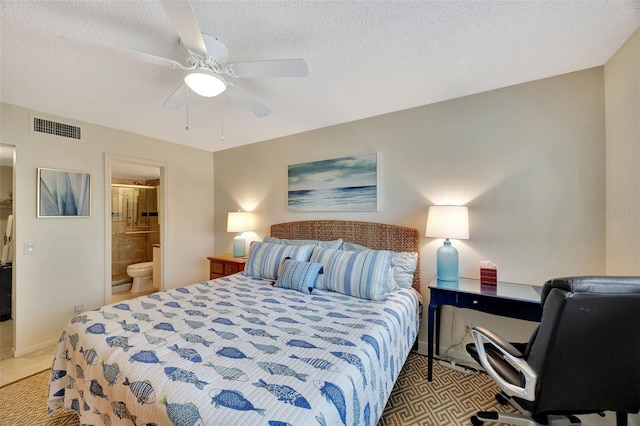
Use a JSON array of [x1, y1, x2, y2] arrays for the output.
[[104, 154, 168, 304]]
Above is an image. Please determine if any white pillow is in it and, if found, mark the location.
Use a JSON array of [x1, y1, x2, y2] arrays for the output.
[[264, 236, 343, 249], [341, 241, 368, 252], [391, 252, 418, 289]]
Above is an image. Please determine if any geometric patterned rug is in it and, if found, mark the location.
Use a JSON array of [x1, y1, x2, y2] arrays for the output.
[[0, 352, 511, 425], [380, 352, 515, 425]]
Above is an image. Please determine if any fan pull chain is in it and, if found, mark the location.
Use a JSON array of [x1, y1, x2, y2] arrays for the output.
[[220, 93, 225, 141], [185, 89, 191, 131]]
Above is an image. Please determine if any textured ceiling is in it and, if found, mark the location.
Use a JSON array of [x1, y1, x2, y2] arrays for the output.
[[1, 1, 638, 153]]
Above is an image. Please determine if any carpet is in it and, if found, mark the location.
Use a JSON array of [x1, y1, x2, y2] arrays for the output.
[[0, 352, 511, 425], [0, 369, 78, 426]]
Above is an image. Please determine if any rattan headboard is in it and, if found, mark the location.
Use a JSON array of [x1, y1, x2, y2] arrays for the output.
[[270, 220, 421, 291]]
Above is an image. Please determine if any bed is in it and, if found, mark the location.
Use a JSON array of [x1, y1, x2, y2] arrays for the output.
[[48, 220, 422, 425]]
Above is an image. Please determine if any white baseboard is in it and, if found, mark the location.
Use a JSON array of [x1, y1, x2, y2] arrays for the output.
[[13, 337, 58, 358], [414, 339, 480, 369]]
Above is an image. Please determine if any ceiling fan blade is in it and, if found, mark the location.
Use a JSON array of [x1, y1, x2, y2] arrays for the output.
[[224, 83, 271, 118], [162, 84, 187, 109], [225, 59, 308, 78], [60, 36, 188, 70], [160, 0, 207, 56]]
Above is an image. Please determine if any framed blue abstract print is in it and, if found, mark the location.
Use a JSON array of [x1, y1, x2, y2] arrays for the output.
[[37, 168, 91, 217], [288, 153, 379, 212]]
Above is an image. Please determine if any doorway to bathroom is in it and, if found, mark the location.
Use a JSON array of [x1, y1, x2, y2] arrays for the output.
[[111, 180, 159, 290], [105, 156, 166, 304], [0, 144, 15, 361]]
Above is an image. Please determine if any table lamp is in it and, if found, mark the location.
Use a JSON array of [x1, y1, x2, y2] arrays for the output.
[[227, 211, 255, 257], [425, 205, 469, 281]]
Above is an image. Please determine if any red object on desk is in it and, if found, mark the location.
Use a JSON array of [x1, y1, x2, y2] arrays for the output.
[[480, 268, 497, 285], [481, 283, 497, 294]]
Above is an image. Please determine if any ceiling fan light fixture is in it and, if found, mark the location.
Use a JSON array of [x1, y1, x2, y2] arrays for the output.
[[184, 70, 226, 97]]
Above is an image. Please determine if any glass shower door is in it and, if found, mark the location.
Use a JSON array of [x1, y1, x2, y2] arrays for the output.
[[111, 185, 158, 285], [111, 186, 130, 284]]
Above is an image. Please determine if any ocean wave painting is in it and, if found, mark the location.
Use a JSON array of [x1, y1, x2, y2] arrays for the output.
[[38, 168, 90, 217], [288, 153, 378, 211]]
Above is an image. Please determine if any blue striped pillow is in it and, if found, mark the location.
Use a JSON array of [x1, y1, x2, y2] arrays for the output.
[[275, 258, 324, 293], [342, 242, 418, 290], [244, 242, 315, 280], [310, 247, 394, 300]]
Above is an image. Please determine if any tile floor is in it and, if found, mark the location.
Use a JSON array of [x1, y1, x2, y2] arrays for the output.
[[1, 319, 13, 360], [111, 287, 157, 303], [0, 344, 54, 387], [0, 288, 157, 387]]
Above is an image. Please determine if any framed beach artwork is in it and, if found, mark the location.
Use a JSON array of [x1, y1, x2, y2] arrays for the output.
[[37, 168, 91, 217], [288, 153, 379, 212]]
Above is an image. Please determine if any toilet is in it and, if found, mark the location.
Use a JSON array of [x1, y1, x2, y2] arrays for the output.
[[127, 261, 154, 293]]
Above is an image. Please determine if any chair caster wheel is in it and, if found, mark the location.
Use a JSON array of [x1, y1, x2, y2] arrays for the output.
[[495, 393, 509, 405], [471, 416, 484, 426]]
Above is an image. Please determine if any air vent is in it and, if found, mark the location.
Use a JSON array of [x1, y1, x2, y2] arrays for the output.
[[32, 116, 82, 140]]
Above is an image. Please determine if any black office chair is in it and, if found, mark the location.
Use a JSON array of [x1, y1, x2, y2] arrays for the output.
[[466, 276, 640, 426]]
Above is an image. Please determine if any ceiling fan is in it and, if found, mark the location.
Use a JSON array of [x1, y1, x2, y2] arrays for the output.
[[60, 0, 308, 118]]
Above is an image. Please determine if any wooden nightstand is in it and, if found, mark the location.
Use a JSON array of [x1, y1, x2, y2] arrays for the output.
[[207, 253, 247, 279]]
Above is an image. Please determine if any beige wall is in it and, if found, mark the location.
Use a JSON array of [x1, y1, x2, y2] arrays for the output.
[[604, 28, 640, 426], [0, 103, 215, 355], [605, 28, 640, 275], [214, 67, 606, 354]]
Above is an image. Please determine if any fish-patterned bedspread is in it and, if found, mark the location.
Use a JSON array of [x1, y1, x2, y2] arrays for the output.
[[47, 273, 421, 425]]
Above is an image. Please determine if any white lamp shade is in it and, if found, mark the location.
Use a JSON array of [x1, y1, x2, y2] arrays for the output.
[[184, 70, 226, 97], [425, 205, 469, 240], [227, 211, 255, 233]]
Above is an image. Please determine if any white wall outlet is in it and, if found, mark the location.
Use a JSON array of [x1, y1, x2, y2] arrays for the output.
[[74, 304, 84, 313], [24, 242, 36, 255]]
